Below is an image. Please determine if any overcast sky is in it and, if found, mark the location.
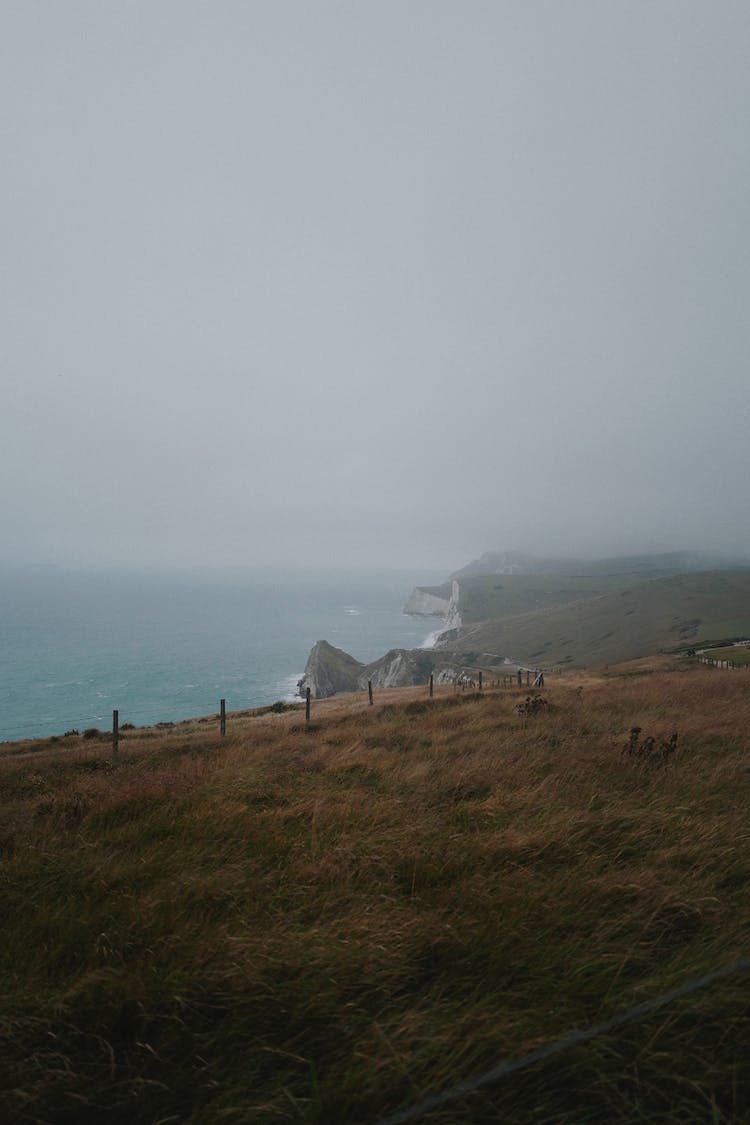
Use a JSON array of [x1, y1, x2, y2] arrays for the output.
[[2, 1, 749, 573]]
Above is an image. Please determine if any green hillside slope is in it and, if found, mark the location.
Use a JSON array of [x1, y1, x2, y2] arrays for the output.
[[455, 571, 654, 624], [441, 552, 750, 625], [445, 570, 750, 667]]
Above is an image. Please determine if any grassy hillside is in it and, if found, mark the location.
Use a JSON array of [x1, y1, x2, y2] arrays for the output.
[[448, 570, 750, 668], [446, 554, 750, 626], [454, 571, 653, 625], [2, 659, 750, 1122], [703, 643, 750, 667]]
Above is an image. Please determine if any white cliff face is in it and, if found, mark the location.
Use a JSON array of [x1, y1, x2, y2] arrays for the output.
[[403, 580, 463, 631], [403, 588, 452, 616], [366, 652, 409, 689], [418, 581, 464, 649], [446, 580, 462, 628]]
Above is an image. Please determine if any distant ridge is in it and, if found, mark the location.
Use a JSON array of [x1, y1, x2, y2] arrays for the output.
[[450, 549, 748, 580], [409, 550, 750, 628], [440, 570, 750, 668]]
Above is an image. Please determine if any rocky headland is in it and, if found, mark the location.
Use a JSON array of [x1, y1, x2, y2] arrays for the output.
[[296, 552, 750, 699], [297, 640, 463, 700]]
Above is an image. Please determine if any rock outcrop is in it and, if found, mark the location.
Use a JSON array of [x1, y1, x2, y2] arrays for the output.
[[366, 648, 436, 690], [297, 642, 452, 699], [297, 640, 364, 699]]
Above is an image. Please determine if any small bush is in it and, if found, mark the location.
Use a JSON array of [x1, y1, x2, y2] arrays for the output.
[[622, 726, 678, 763], [517, 694, 549, 717], [82, 728, 102, 740]]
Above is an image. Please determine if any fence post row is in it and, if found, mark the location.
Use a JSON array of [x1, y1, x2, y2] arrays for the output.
[[697, 652, 748, 669], [97, 662, 568, 751]]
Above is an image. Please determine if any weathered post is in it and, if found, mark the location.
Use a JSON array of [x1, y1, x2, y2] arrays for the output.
[[220, 698, 226, 737], [526, 670, 531, 687], [306, 687, 311, 722], [368, 679, 373, 706], [517, 670, 522, 687], [112, 709, 119, 756], [429, 673, 434, 698], [478, 670, 483, 691]]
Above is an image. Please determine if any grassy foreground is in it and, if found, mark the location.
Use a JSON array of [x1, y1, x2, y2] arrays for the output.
[[1, 660, 749, 1123]]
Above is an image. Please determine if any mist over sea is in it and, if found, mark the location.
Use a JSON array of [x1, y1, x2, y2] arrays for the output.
[[0, 568, 445, 742]]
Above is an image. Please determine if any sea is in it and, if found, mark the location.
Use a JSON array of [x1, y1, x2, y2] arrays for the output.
[[0, 567, 447, 743]]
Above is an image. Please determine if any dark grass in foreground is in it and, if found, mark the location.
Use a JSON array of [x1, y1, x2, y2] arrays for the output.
[[1, 659, 749, 1123]]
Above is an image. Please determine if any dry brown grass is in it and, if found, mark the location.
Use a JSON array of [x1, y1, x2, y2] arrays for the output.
[[1, 658, 749, 1122]]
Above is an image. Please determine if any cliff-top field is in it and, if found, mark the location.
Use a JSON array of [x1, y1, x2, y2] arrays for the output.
[[1, 659, 749, 1123]]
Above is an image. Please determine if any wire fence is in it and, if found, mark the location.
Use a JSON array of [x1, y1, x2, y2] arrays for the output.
[[1, 669, 557, 746], [695, 653, 750, 669], [0, 700, 227, 741], [3, 649, 744, 745], [376, 957, 750, 1125]]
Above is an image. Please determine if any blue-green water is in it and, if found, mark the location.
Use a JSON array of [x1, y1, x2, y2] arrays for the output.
[[0, 567, 445, 742]]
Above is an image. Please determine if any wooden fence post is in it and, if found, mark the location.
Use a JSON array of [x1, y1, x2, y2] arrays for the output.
[[368, 679, 373, 706], [306, 687, 311, 722], [517, 670, 522, 687], [429, 673, 434, 698], [478, 670, 483, 691], [112, 709, 118, 756], [220, 698, 226, 736]]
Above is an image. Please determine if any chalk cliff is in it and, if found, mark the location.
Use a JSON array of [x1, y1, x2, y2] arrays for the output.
[[404, 580, 462, 630], [402, 585, 452, 616], [297, 641, 453, 699]]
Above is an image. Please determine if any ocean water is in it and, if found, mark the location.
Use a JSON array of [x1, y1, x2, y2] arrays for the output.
[[0, 567, 445, 742]]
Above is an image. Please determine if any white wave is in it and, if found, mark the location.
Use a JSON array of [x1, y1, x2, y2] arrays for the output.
[[278, 673, 305, 702], [420, 627, 448, 650]]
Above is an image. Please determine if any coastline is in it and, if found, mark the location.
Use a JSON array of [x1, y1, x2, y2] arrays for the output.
[[0, 569, 445, 742]]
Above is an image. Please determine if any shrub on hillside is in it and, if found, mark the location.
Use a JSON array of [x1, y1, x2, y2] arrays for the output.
[[517, 694, 548, 717], [623, 725, 678, 763]]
